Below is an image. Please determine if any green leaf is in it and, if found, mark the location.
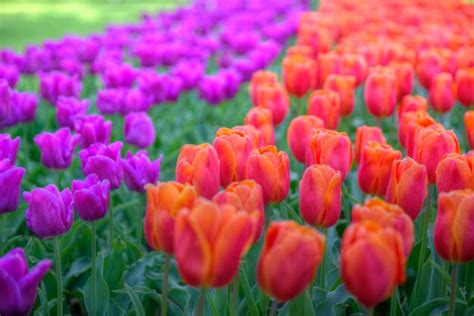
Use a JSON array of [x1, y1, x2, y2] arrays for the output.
[[83, 274, 110, 316], [314, 284, 355, 315], [288, 290, 314, 316], [63, 257, 90, 287], [239, 267, 259, 316], [124, 283, 146, 316]]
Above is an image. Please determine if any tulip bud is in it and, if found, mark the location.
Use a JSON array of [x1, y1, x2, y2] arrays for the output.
[[0, 159, 25, 214], [122, 151, 163, 192], [389, 61, 414, 100], [0, 64, 19, 88], [0, 248, 52, 316], [144, 181, 197, 254], [306, 128, 353, 180], [340, 53, 368, 86], [174, 198, 258, 287], [39, 71, 82, 105], [455, 67, 474, 107], [354, 125, 386, 164], [434, 189, 474, 262], [0, 134, 20, 163], [465, 111, 474, 150], [341, 221, 405, 307], [79, 141, 123, 190], [364, 67, 398, 118], [124, 112, 155, 149], [307, 89, 341, 130], [323, 74, 356, 116], [398, 95, 428, 119], [287, 115, 325, 163], [254, 83, 289, 126], [282, 54, 316, 98], [257, 221, 325, 301], [24, 184, 74, 238], [435, 152, 474, 193], [231, 125, 264, 149], [316, 52, 341, 88], [249, 70, 278, 106], [416, 48, 448, 90], [0, 79, 11, 122], [429, 72, 456, 113], [74, 114, 112, 148], [213, 128, 253, 188], [398, 110, 437, 156], [386, 157, 428, 220], [245, 146, 290, 204], [286, 45, 315, 59], [245, 107, 275, 146], [72, 174, 110, 221], [56, 97, 89, 128], [176, 143, 220, 199], [9, 91, 38, 125], [34, 127, 80, 170]]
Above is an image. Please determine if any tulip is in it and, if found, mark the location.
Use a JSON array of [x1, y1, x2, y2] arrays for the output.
[[299, 164, 341, 227], [389, 61, 414, 100], [358, 142, 402, 196], [74, 114, 112, 148], [10, 91, 38, 124], [39, 71, 82, 105], [176, 143, 220, 199], [56, 97, 89, 128], [398, 95, 428, 119], [174, 198, 258, 287], [364, 67, 398, 118], [245, 146, 290, 204], [24, 184, 74, 238], [249, 70, 278, 106], [316, 51, 341, 88], [257, 221, 325, 301], [122, 151, 163, 193], [253, 83, 289, 126], [398, 110, 437, 156], [198, 75, 226, 105], [0, 248, 52, 316], [341, 220, 405, 307], [144, 181, 197, 254], [0, 159, 25, 214], [352, 198, 414, 257], [282, 54, 316, 98], [287, 115, 325, 163], [34, 127, 80, 170], [413, 126, 460, 183], [416, 48, 448, 90], [286, 45, 315, 59], [456, 67, 474, 107], [213, 180, 264, 242], [231, 125, 264, 149], [385, 157, 428, 220], [172, 60, 205, 91], [323, 74, 356, 116], [435, 152, 474, 193], [0, 79, 11, 122], [354, 125, 386, 164], [340, 53, 368, 86], [79, 141, 123, 189], [101, 63, 136, 88], [307, 89, 341, 130], [0, 134, 20, 163], [244, 107, 275, 146], [124, 112, 156, 149], [72, 174, 110, 221], [0, 64, 19, 88], [434, 189, 474, 262], [465, 111, 474, 150], [306, 128, 353, 180], [429, 72, 456, 114]]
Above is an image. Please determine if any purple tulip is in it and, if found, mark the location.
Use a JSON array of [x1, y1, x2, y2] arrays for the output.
[[0, 64, 20, 88], [0, 134, 20, 163], [0, 159, 25, 214], [171, 61, 204, 90], [11, 91, 38, 124], [74, 115, 112, 148], [34, 128, 80, 170], [96, 88, 121, 115], [121, 151, 162, 192], [39, 71, 82, 105], [79, 141, 123, 190], [56, 97, 89, 128], [97, 88, 150, 115], [124, 112, 155, 148], [220, 69, 242, 99], [22, 46, 53, 74], [72, 174, 110, 221], [198, 75, 226, 105], [0, 79, 12, 122], [0, 248, 52, 316], [101, 63, 136, 88], [24, 184, 74, 238]]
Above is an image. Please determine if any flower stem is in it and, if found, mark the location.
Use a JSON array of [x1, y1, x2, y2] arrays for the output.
[[91, 221, 97, 316], [108, 199, 114, 246], [230, 274, 239, 316], [0, 214, 5, 255], [195, 288, 206, 316], [161, 254, 170, 316], [366, 307, 374, 316], [417, 185, 432, 280], [390, 288, 398, 316], [53, 237, 63, 316], [318, 227, 327, 289], [449, 264, 459, 316], [269, 300, 278, 316]]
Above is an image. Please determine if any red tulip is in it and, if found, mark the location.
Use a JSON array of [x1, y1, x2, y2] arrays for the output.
[[287, 115, 325, 163]]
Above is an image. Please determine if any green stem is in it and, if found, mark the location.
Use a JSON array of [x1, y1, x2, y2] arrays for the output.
[[269, 300, 278, 316], [0, 214, 5, 255], [416, 185, 432, 280], [53, 238, 63, 316], [108, 198, 114, 246], [389, 288, 397, 316], [195, 288, 206, 316], [366, 307, 374, 316], [230, 273, 239, 316], [264, 204, 271, 230], [318, 227, 327, 289], [162, 254, 170, 316], [136, 199, 142, 244], [448, 264, 459, 316], [91, 221, 97, 316]]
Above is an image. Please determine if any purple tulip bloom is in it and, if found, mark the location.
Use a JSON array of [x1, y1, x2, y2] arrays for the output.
[[120, 88, 151, 114], [56, 97, 89, 128], [34, 128, 80, 170], [220, 69, 242, 99], [0, 134, 20, 163], [72, 174, 110, 221], [121, 151, 162, 192], [124, 112, 155, 148], [0, 159, 25, 214], [0, 79, 12, 122], [198, 75, 226, 105], [0, 64, 20, 88], [39, 71, 82, 105], [11, 91, 38, 124], [0, 248, 52, 316], [74, 115, 112, 148], [96, 88, 121, 115], [101, 63, 136, 88], [24, 184, 74, 238], [171, 61, 204, 90], [79, 141, 123, 190]]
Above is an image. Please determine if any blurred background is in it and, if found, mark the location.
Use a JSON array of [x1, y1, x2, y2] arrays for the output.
[[0, 0, 186, 51]]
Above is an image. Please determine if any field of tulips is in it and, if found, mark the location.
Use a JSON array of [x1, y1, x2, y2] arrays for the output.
[[1, 0, 474, 315]]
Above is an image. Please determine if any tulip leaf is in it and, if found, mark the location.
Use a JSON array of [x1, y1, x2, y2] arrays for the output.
[[124, 283, 146, 316], [408, 297, 466, 316], [239, 267, 259, 316], [83, 274, 110, 316], [288, 290, 315, 316]]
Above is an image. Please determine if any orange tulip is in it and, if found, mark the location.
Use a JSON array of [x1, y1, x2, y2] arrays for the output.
[[385, 157, 428, 220], [257, 221, 325, 301], [434, 189, 474, 263], [231, 125, 264, 149], [398, 110, 437, 156], [287, 115, 325, 163], [341, 220, 405, 307], [316, 51, 341, 88], [306, 128, 353, 180], [354, 125, 386, 164], [144, 182, 197, 254], [389, 61, 414, 100], [245, 146, 290, 204], [175, 143, 220, 199], [254, 83, 289, 126], [213, 180, 264, 242], [297, 25, 332, 55], [282, 55, 316, 98], [323, 74, 356, 116], [307, 89, 341, 130], [465, 111, 474, 150], [213, 127, 253, 188], [435, 152, 474, 193], [397, 95, 428, 119], [340, 53, 368, 86], [455, 67, 474, 107], [416, 48, 449, 90], [358, 142, 402, 197], [429, 72, 456, 113], [244, 107, 275, 146], [249, 70, 278, 106], [286, 45, 315, 59], [174, 198, 259, 287], [352, 198, 414, 257], [364, 67, 398, 118], [299, 164, 342, 228]]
